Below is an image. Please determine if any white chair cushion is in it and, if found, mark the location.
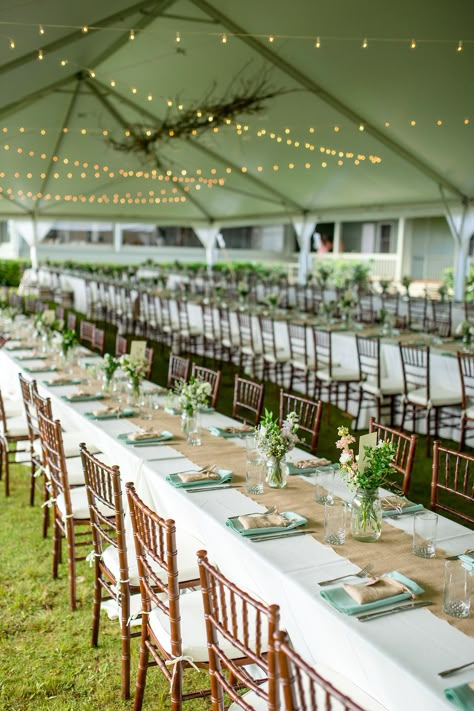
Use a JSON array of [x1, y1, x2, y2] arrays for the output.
[[4, 400, 24, 418], [291, 359, 315, 371], [56, 485, 108, 520], [263, 352, 288, 364], [102, 527, 203, 588], [229, 686, 268, 711], [4, 415, 28, 437], [361, 378, 404, 396], [316, 367, 360, 382], [149, 589, 253, 663], [34, 433, 100, 459], [407, 387, 461, 407]]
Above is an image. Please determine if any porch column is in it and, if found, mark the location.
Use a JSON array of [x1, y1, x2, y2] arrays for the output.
[[395, 217, 406, 283], [113, 224, 123, 253], [194, 226, 222, 272], [333, 221, 342, 254], [293, 219, 316, 284], [445, 205, 474, 301]]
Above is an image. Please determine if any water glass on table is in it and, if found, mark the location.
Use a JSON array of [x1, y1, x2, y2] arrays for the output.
[[245, 437, 264, 495], [443, 560, 471, 618], [324, 500, 346, 545], [413, 512, 438, 558], [314, 466, 335, 504]]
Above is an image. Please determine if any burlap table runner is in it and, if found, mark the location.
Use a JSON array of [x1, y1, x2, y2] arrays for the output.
[[125, 408, 474, 637], [35, 354, 473, 636]]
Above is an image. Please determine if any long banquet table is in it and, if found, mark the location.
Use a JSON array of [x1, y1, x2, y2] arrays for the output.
[[1, 344, 474, 711]]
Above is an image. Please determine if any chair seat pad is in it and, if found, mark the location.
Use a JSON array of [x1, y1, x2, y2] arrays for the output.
[[149, 589, 255, 663], [407, 387, 461, 407], [316, 367, 360, 382], [102, 527, 203, 588], [229, 686, 268, 711], [56, 486, 111, 520], [291, 358, 315, 371], [34, 433, 100, 459], [263, 351, 288, 364], [361, 378, 404, 396], [4, 400, 24, 418], [4, 415, 28, 437]]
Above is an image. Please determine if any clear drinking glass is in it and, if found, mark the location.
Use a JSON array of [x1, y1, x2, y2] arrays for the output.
[[186, 413, 201, 446], [314, 466, 335, 504], [324, 501, 347, 545], [443, 560, 471, 618], [413, 512, 438, 558]]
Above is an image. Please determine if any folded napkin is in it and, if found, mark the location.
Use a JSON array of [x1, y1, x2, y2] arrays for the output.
[[127, 429, 163, 441], [237, 512, 289, 530], [25, 363, 56, 372], [176, 470, 221, 484], [223, 425, 253, 434], [343, 577, 414, 604], [47, 377, 81, 386], [92, 406, 121, 417], [68, 390, 93, 400], [292, 458, 331, 469], [445, 681, 474, 710], [381, 495, 424, 518], [320, 571, 424, 616]]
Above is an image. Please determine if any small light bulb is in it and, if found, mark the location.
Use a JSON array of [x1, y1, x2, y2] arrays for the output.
[[89, 70, 96, 78], [315, 36, 321, 48], [359, 123, 365, 131], [167, 99, 173, 107], [39, 25, 45, 35], [410, 38, 416, 49], [147, 94, 152, 101], [38, 49, 43, 60], [457, 40, 463, 52], [110, 79, 116, 87], [129, 29, 135, 40], [60, 59, 68, 66], [9, 39, 15, 49], [82, 26, 89, 34], [221, 34, 227, 44], [410, 120, 416, 126], [176, 32, 181, 43], [268, 35, 275, 43], [362, 37, 368, 49]]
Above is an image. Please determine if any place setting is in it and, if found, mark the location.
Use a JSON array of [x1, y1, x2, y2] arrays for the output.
[[166, 463, 235, 491], [84, 405, 136, 421]]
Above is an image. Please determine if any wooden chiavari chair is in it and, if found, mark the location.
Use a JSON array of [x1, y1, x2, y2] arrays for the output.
[[92, 326, 105, 355], [80, 446, 140, 700], [232, 375, 264, 426], [191, 363, 221, 408], [115, 333, 128, 357], [274, 630, 367, 711], [288, 321, 315, 394], [126, 483, 207, 711], [66, 311, 77, 331], [237, 310, 262, 376], [279, 390, 323, 454], [79, 319, 95, 348], [167, 354, 191, 389], [259, 315, 289, 387], [399, 344, 461, 455], [355, 335, 403, 429], [368, 418, 417, 495], [0, 387, 30, 499], [431, 441, 474, 526], [457, 352, 474, 450], [197, 549, 279, 711], [37, 408, 95, 610], [313, 328, 360, 419]]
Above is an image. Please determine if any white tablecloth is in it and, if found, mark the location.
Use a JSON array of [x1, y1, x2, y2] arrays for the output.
[[2, 348, 473, 711]]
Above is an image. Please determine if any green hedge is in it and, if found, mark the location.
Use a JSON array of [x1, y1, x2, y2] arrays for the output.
[[0, 259, 30, 286]]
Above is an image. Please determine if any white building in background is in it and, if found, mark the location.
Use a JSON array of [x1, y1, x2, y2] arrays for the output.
[[0, 214, 462, 286]]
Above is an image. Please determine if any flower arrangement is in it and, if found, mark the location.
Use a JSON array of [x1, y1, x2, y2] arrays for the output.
[[255, 409, 299, 460], [174, 376, 212, 415], [336, 426, 397, 491], [60, 328, 77, 356], [401, 275, 412, 297], [101, 353, 120, 382], [119, 353, 148, 393], [456, 321, 474, 339]]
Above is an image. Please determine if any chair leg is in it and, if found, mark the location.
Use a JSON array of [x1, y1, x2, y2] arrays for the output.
[[29, 457, 36, 507], [52, 515, 61, 579], [0, 437, 9, 497], [91, 568, 102, 648], [354, 388, 363, 431], [425, 410, 431, 457], [66, 521, 77, 612], [120, 586, 131, 700], [133, 633, 150, 711], [459, 417, 466, 451]]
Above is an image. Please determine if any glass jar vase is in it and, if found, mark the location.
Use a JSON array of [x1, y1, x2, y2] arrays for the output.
[[350, 488, 382, 542], [266, 456, 288, 489]]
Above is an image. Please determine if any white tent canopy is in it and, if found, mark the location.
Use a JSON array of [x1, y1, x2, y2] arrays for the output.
[[0, 0, 472, 229]]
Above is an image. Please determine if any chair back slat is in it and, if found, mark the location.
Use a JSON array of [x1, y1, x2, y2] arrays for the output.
[[356, 335, 381, 388], [275, 631, 366, 711], [197, 550, 279, 711], [369, 418, 417, 494], [191, 363, 221, 408], [431, 441, 474, 524], [399, 344, 429, 396], [279, 390, 323, 454], [232, 376, 264, 426], [167, 354, 190, 389]]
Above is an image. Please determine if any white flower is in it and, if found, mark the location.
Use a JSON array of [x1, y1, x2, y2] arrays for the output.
[[340, 451, 351, 464]]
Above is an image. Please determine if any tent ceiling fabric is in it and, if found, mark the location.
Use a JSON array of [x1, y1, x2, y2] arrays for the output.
[[0, 0, 472, 226]]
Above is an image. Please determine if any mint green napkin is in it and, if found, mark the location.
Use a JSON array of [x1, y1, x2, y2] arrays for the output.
[[460, 555, 474, 573], [445, 682, 474, 710], [320, 571, 424, 615]]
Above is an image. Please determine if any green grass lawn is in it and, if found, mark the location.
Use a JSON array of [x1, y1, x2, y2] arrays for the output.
[[0, 325, 471, 709]]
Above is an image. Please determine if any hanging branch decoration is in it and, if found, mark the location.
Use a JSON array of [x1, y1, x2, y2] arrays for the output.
[[108, 73, 285, 168]]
